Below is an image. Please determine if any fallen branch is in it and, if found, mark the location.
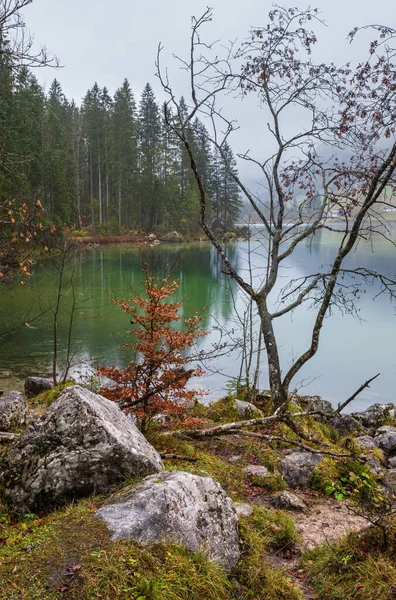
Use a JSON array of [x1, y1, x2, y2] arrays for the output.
[[331, 373, 381, 417], [165, 409, 331, 439], [226, 430, 361, 459], [160, 453, 199, 462]]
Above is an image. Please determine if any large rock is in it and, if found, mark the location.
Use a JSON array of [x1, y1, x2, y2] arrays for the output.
[[328, 413, 361, 436], [299, 395, 333, 415], [96, 471, 240, 571], [383, 469, 396, 491], [161, 231, 183, 243], [2, 385, 163, 513], [0, 391, 27, 431], [234, 399, 263, 418], [279, 451, 322, 489], [374, 427, 396, 454], [352, 403, 395, 428], [24, 376, 54, 398], [355, 435, 376, 452]]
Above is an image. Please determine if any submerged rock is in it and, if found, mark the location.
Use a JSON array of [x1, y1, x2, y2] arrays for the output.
[[0, 391, 27, 431], [279, 451, 322, 489], [96, 471, 240, 571], [2, 385, 163, 513]]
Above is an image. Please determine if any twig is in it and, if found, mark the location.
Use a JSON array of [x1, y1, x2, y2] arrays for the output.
[[225, 430, 359, 458], [332, 373, 381, 416], [160, 453, 199, 462]]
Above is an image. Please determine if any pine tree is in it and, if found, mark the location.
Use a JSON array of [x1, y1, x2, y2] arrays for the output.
[[137, 83, 161, 232], [110, 79, 137, 230]]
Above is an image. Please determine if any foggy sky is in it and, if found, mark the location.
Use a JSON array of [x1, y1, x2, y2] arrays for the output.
[[21, 0, 395, 185]]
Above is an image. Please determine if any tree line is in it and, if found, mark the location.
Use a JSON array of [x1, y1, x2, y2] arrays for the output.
[[0, 63, 242, 234]]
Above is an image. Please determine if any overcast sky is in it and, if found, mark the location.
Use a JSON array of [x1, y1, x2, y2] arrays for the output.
[[22, 0, 394, 101], [21, 0, 395, 185]]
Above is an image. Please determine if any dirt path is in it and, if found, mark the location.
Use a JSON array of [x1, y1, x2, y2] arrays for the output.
[[268, 497, 369, 599]]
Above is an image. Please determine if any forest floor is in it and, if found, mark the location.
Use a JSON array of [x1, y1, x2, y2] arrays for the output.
[[0, 388, 395, 600]]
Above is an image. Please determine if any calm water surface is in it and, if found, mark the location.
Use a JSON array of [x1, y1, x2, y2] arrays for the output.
[[0, 229, 395, 410]]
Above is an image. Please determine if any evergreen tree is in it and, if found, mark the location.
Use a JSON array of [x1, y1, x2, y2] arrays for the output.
[[110, 79, 137, 230]]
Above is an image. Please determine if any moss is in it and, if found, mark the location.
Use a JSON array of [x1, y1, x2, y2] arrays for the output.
[[206, 396, 239, 422], [0, 499, 231, 600], [304, 519, 396, 600], [164, 448, 246, 500], [0, 495, 305, 600], [249, 472, 287, 492], [30, 381, 74, 408], [310, 457, 340, 493]]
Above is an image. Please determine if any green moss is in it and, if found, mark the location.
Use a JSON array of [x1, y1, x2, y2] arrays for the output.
[[0, 495, 305, 600], [206, 396, 239, 422], [249, 472, 287, 492], [165, 449, 246, 500], [30, 381, 74, 408]]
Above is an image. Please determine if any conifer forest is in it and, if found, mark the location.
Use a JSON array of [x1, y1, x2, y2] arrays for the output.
[[0, 69, 242, 234]]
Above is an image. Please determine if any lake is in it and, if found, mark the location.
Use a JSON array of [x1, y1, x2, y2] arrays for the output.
[[0, 228, 395, 411]]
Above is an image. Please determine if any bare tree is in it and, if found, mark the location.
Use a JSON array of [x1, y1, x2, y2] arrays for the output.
[[157, 6, 396, 410], [0, 0, 59, 72]]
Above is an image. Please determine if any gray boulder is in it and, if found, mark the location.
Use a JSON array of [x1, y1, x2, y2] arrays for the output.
[[364, 456, 383, 476], [299, 395, 333, 415], [161, 231, 183, 243], [234, 399, 263, 418], [2, 385, 163, 513], [375, 425, 396, 436], [387, 456, 396, 468], [383, 469, 396, 491], [328, 413, 360, 436], [96, 471, 240, 572], [279, 452, 322, 489], [24, 376, 53, 398], [270, 491, 307, 511], [355, 435, 376, 452], [244, 465, 269, 478], [0, 391, 27, 431], [352, 403, 395, 428], [374, 427, 396, 454]]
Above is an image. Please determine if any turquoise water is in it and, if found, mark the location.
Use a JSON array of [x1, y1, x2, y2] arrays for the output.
[[0, 231, 395, 410]]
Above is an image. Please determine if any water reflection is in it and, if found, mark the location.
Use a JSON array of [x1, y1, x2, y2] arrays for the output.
[[0, 233, 395, 410]]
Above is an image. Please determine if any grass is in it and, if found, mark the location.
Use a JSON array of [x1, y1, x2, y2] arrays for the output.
[[236, 507, 302, 599], [0, 496, 305, 600], [0, 500, 232, 600], [304, 519, 396, 600]]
